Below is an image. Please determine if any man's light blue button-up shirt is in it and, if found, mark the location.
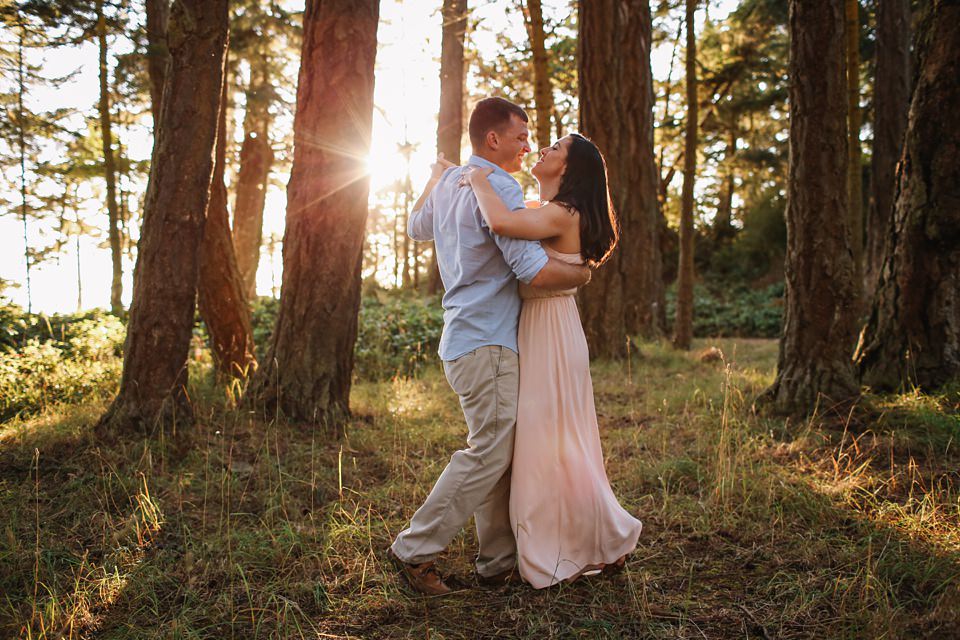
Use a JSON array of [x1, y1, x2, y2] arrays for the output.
[[408, 155, 548, 361]]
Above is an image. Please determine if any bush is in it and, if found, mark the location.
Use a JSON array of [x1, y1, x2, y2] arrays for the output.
[[665, 281, 783, 338], [0, 306, 125, 421], [250, 291, 444, 381]]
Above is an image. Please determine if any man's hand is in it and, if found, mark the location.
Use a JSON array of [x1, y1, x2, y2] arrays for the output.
[[530, 258, 592, 290]]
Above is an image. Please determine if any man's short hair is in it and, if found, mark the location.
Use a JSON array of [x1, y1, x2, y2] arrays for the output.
[[468, 97, 528, 150]]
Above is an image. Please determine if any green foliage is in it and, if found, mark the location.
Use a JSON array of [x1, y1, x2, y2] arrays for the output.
[[665, 281, 783, 338], [0, 304, 124, 421], [251, 291, 444, 381], [355, 291, 443, 380]]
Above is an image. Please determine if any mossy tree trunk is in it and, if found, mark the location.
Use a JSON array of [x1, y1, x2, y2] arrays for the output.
[[854, 1, 960, 391], [673, 0, 697, 351], [759, 0, 859, 416], [578, 0, 664, 358]]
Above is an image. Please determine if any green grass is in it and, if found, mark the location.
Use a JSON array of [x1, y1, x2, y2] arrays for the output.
[[1, 338, 958, 638]]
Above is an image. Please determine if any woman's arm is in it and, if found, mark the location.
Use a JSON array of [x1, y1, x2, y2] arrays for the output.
[[412, 153, 456, 213], [462, 167, 574, 241]]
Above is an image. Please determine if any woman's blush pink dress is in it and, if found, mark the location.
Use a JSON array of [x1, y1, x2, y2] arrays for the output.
[[510, 247, 643, 588]]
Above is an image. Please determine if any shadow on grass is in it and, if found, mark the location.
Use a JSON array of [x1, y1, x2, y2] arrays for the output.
[[0, 339, 957, 639]]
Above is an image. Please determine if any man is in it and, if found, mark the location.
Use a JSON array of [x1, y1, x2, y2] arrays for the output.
[[388, 97, 590, 594]]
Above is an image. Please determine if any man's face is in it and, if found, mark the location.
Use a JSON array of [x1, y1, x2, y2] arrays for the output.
[[493, 114, 532, 173]]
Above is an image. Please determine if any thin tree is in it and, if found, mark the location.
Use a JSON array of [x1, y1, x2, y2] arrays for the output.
[[145, 0, 170, 125], [854, 0, 960, 391], [865, 0, 910, 296], [578, 0, 664, 357], [427, 0, 467, 295], [249, 0, 380, 423], [673, 0, 697, 350], [845, 0, 863, 308], [95, 0, 124, 314], [519, 0, 555, 148], [98, 0, 229, 433], [198, 71, 256, 378], [758, 0, 859, 416], [231, 0, 290, 300]]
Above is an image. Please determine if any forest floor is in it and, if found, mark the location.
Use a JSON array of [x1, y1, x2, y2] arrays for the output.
[[1, 338, 959, 639]]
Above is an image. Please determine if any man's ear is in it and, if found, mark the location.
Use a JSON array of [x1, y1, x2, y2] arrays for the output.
[[485, 130, 500, 150]]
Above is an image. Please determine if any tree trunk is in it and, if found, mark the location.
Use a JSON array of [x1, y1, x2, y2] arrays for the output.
[[198, 70, 256, 378], [521, 0, 555, 148], [673, 0, 697, 351], [578, 0, 664, 358], [854, 1, 960, 391], [16, 19, 31, 313], [758, 0, 859, 416], [714, 130, 736, 242], [845, 0, 863, 310], [232, 60, 275, 300], [145, 0, 170, 126], [428, 0, 467, 295], [248, 0, 379, 423], [866, 0, 910, 298], [97, 0, 123, 314], [98, 0, 229, 433]]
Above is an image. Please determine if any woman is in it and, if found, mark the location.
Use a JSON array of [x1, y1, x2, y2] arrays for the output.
[[462, 133, 642, 588]]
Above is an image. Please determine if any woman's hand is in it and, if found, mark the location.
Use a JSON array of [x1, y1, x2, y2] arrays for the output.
[[458, 166, 495, 188], [430, 152, 457, 181]]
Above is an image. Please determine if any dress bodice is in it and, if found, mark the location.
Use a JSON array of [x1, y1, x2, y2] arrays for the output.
[[519, 246, 584, 300]]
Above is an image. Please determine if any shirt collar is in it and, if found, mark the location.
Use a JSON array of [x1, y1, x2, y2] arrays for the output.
[[467, 154, 513, 180]]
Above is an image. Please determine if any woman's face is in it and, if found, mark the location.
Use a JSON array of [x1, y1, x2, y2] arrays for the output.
[[531, 135, 571, 183]]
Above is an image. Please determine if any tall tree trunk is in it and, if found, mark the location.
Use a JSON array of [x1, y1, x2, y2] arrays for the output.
[[845, 0, 863, 310], [97, 0, 123, 314], [16, 18, 31, 313], [866, 0, 910, 298], [145, 0, 170, 126], [232, 60, 275, 300], [98, 0, 229, 433], [249, 0, 380, 423], [673, 0, 697, 351], [578, 0, 664, 358], [428, 0, 467, 295], [714, 130, 736, 242], [758, 0, 859, 416], [854, 1, 960, 391], [520, 0, 555, 148], [198, 69, 256, 378]]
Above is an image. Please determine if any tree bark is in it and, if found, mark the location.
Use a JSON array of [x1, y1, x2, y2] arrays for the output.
[[232, 60, 275, 300], [428, 0, 467, 295], [248, 0, 379, 424], [520, 0, 555, 148], [98, 0, 229, 433], [714, 130, 736, 242], [759, 0, 859, 416], [854, 1, 960, 391], [866, 0, 910, 298], [145, 0, 170, 126], [97, 0, 123, 314], [578, 0, 664, 358], [198, 69, 256, 378], [845, 0, 864, 310], [673, 0, 697, 351]]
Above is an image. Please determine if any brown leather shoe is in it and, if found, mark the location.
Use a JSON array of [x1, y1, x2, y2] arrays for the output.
[[387, 547, 452, 596], [476, 567, 523, 586]]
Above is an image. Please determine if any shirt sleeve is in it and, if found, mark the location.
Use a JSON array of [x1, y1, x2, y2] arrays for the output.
[[408, 187, 435, 241], [484, 179, 548, 284]]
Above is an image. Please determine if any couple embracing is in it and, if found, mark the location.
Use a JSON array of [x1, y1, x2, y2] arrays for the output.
[[388, 97, 642, 593]]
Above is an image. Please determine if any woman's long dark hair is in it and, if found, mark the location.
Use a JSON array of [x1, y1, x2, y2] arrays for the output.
[[551, 133, 619, 266]]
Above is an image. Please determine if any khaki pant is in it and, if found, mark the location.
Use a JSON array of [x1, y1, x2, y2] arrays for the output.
[[391, 345, 519, 577]]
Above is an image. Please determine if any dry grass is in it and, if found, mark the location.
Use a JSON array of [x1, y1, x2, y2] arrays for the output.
[[1, 338, 958, 639]]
